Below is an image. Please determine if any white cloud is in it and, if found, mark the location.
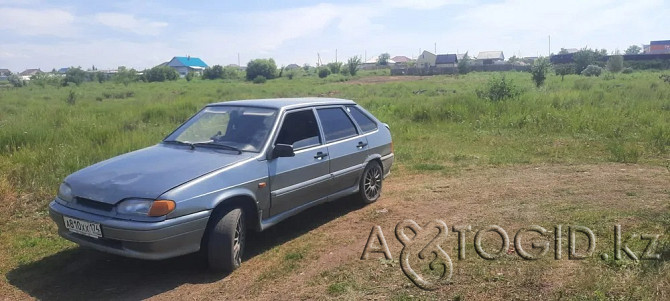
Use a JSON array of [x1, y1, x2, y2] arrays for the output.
[[95, 13, 167, 36], [375, 0, 462, 10], [0, 8, 75, 36]]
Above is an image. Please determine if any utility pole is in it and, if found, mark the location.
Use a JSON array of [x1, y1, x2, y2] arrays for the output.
[[548, 35, 551, 56], [335, 49, 338, 63], [237, 53, 240, 66], [434, 42, 437, 54]]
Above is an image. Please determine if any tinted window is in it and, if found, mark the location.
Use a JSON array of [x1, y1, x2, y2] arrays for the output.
[[275, 110, 321, 149], [346, 106, 378, 133], [317, 108, 358, 142]]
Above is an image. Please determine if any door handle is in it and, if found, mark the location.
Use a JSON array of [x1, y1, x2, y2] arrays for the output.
[[357, 141, 368, 149], [314, 152, 328, 160]]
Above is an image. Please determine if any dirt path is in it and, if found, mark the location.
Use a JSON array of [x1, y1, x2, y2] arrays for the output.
[[4, 164, 669, 300]]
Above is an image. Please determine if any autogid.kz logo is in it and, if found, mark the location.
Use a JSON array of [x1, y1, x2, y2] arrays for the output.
[[360, 220, 663, 290]]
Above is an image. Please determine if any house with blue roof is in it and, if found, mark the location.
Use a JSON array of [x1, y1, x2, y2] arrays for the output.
[[167, 56, 208, 77]]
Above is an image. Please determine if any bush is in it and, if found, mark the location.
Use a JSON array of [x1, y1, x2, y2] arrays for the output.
[[554, 64, 574, 81], [476, 75, 522, 102], [458, 52, 471, 75], [581, 65, 603, 77], [327, 62, 343, 74], [63, 67, 87, 86], [246, 59, 277, 81], [143, 66, 179, 82], [202, 65, 223, 80], [573, 48, 607, 74], [7, 74, 26, 87], [318, 67, 331, 78], [530, 57, 551, 87], [621, 67, 633, 74], [253, 75, 266, 84], [607, 55, 624, 73], [114, 67, 139, 86], [347, 56, 361, 76], [185, 71, 195, 81]]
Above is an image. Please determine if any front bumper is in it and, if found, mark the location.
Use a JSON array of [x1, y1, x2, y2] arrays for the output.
[[49, 201, 211, 260]]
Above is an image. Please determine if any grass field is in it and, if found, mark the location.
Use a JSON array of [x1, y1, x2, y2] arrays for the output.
[[0, 70, 669, 299]]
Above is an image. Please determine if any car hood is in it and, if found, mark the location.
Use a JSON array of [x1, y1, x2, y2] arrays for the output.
[[65, 144, 257, 204]]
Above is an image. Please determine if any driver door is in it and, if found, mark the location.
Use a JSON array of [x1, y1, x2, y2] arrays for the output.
[[267, 108, 330, 216]]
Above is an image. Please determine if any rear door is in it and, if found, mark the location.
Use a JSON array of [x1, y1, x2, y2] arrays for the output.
[[268, 108, 330, 216], [315, 106, 369, 196]]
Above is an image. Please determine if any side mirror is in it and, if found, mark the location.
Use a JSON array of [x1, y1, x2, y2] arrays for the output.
[[272, 144, 295, 158]]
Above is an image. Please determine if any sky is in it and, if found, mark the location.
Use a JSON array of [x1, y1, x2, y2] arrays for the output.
[[1, 0, 668, 72]]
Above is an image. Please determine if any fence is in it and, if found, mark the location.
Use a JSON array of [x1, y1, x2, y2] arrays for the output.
[[391, 64, 531, 76]]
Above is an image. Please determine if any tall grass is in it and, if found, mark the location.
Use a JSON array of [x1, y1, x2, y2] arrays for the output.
[[0, 71, 668, 201]]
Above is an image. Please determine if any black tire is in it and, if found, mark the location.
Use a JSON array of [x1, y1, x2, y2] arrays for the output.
[[207, 208, 246, 272], [358, 161, 383, 204]]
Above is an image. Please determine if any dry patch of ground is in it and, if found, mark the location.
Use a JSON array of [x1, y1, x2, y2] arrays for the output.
[[2, 163, 669, 300]]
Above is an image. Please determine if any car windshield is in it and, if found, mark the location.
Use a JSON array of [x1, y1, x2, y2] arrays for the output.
[[164, 106, 278, 153]]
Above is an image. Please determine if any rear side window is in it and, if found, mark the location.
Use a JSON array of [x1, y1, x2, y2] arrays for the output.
[[316, 108, 358, 142], [346, 106, 378, 133]]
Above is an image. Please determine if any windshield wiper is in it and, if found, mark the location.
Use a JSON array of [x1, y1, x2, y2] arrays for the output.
[[163, 140, 195, 149], [191, 142, 242, 154]]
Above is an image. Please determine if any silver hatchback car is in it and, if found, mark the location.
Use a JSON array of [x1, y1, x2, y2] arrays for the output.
[[49, 98, 393, 271]]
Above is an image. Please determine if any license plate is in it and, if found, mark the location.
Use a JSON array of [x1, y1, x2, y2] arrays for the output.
[[63, 216, 102, 238]]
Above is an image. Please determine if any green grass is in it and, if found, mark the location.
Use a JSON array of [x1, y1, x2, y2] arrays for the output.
[[0, 70, 668, 297]]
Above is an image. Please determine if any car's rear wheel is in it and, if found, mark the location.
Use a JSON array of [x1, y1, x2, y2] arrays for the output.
[[359, 161, 383, 204], [208, 207, 246, 272]]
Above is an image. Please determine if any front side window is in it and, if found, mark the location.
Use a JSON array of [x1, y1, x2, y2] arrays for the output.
[[165, 106, 277, 152], [317, 107, 358, 142], [275, 110, 321, 149]]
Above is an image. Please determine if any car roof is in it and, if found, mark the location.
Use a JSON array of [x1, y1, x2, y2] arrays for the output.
[[207, 98, 357, 110]]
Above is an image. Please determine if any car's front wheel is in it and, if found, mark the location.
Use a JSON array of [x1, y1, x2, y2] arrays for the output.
[[359, 161, 383, 204], [207, 208, 246, 272]]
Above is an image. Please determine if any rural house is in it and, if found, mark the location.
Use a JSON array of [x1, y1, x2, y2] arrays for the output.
[[167, 56, 208, 77], [391, 56, 411, 64], [285, 64, 301, 70], [19, 69, 42, 80], [475, 51, 504, 65], [416, 50, 436, 68], [0, 69, 11, 76], [435, 54, 458, 67]]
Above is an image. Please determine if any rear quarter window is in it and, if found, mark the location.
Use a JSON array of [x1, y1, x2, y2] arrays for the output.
[[346, 106, 378, 133]]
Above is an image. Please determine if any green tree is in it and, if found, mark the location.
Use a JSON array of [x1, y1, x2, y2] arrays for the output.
[[347, 56, 361, 76], [142, 66, 178, 82], [327, 62, 343, 74], [554, 64, 574, 81], [246, 59, 277, 81], [458, 52, 471, 74], [558, 48, 570, 55], [377, 53, 391, 66], [530, 57, 551, 87], [607, 55, 624, 73], [7, 74, 25, 87], [114, 66, 139, 86], [573, 48, 606, 74], [63, 67, 87, 86], [625, 45, 641, 55], [203, 65, 224, 79]]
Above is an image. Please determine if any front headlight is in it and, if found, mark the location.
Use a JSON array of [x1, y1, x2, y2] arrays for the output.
[[58, 182, 74, 202], [117, 199, 175, 217]]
